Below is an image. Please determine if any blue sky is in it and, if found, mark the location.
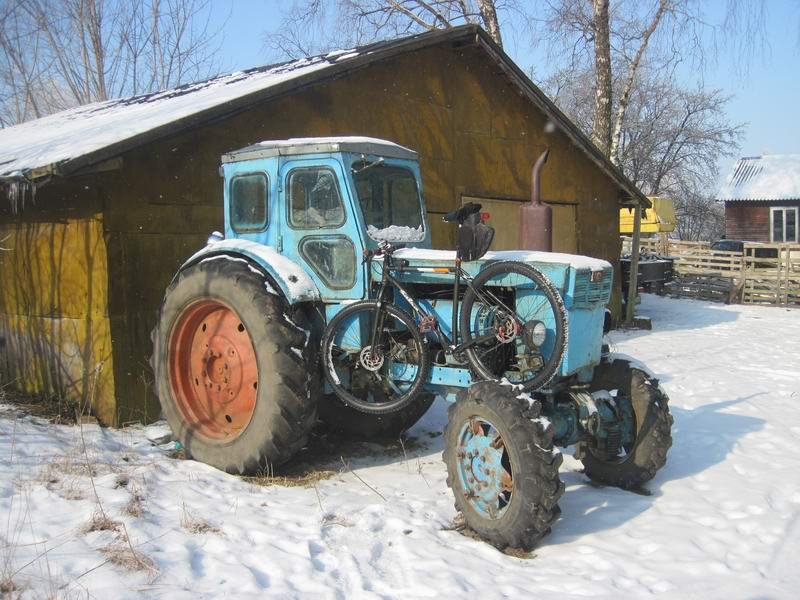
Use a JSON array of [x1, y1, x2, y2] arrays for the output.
[[210, 0, 800, 185]]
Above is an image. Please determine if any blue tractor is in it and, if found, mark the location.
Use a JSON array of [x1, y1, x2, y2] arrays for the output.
[[151, 137, 672, 550]]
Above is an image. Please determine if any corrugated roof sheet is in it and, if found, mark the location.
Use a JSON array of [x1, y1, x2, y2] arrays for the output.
[[717, 154, 800, 201]]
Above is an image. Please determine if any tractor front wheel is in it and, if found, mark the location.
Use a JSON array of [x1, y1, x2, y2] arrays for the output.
[[443, 382, 564, 550], [577, 357, 673, 489], [151, 257, 316, 474]]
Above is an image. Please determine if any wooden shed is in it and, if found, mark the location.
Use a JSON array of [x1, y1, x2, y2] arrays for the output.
[[0, 25, 647, 425], [719, 154, 800, 243]]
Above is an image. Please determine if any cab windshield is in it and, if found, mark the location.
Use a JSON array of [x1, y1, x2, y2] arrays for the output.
[[352, 164, 424, 242]]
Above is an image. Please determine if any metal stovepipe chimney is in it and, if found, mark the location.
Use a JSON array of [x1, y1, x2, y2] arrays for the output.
[[518, 149, 552, 252]]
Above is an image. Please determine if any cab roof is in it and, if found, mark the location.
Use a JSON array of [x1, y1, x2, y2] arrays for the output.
[[221, 136, 418, 163]]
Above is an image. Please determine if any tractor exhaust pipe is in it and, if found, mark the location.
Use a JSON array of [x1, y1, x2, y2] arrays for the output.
[[518, 149, 552, 252]]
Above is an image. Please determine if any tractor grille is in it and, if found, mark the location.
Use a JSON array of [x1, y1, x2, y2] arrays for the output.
[[572, 268, 613, 308]]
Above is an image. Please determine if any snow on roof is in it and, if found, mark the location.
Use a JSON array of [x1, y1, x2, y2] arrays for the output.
[[717, 154, 800, 202], [0, 24, 647, 207], [0, 50, 362, 179], [222, 137, 418, 162]]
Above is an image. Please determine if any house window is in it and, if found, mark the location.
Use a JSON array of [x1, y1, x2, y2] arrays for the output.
[[770, 207, 798, 243]]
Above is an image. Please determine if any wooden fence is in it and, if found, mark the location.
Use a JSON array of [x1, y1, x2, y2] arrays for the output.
[[741, 245, 800, 305], [621, 237, 800, 306]]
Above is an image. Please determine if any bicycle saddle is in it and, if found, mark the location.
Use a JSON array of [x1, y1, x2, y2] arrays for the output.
[[443, 202, 482, 223]]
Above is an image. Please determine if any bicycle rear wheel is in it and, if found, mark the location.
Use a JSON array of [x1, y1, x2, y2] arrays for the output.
[[460, 261, 567, 391], [321, 300, 430, 415]]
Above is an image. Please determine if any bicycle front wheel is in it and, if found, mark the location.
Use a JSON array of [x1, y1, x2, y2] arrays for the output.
[[460, 261, 567, 391], [321, 301, 430, 415]]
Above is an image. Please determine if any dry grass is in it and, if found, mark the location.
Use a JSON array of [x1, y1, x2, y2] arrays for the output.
[[0, 384, 79, 424], [0, 575, 18, 595], [180, 503, 222, 536], [40, 453, 96, 480], [243, 469, 337, 489], [240, 430, 428, 489], [83, 510, 121, 534], [321, 513, 353, 528], [122, 481, 146, 518], [39, 452, 114, 502], [101, 542, 157, 577]]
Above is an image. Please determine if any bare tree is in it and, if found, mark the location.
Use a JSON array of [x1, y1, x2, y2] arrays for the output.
[[267, 0, 511, 58], [538, 0, 765, 163], [547, 63, 742, 240], [0, 0, 47, 124], [0, 0, 223, 125]]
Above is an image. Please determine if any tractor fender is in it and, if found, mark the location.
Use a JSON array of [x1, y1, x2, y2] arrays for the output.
[[180, 239, 320, 304]]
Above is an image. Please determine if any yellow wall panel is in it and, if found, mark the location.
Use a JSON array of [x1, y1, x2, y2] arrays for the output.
[[0, 216, 116, 423]]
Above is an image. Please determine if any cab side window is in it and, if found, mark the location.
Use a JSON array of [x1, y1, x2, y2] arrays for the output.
[[288, 168, 345, 229], [300, 237, 356, 289], [230, 173, 268, 232]]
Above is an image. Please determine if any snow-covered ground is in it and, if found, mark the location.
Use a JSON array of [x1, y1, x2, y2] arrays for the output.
[[1, 295, 799, 599]]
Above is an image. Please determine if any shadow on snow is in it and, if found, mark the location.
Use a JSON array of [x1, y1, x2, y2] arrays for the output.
[[545, 394, 765, 546]]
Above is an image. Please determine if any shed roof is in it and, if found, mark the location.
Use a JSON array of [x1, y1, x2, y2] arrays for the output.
[[717, 154, 800, 202], [0, 25, 647, 207]]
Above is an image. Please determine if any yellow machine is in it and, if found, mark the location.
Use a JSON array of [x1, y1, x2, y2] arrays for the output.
[[620, 196, 676, 234]]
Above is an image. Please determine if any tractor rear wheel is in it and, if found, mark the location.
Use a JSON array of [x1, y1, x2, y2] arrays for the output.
[[577, 357, 673, 489], [151, 257, 316, 474], [443, 382, 564, 550]]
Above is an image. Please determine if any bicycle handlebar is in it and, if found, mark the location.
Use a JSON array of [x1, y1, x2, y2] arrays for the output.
[[363, 242, 406, 260]]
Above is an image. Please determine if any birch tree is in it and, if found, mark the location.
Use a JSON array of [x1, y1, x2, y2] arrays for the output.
[[0, 0, 222, 125], [591, 0, 612, 156]]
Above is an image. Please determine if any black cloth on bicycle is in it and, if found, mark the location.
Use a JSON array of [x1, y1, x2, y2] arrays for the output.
[[443, 202, 481, 223], [459, 218, 495, 261]]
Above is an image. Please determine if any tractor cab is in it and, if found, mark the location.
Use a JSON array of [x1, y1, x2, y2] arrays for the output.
[[220, 137, 431, 301]]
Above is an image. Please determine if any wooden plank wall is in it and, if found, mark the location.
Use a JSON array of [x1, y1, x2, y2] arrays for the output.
[[725, 203, 770, 242]]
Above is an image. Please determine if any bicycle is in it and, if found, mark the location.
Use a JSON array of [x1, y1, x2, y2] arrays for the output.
[[321, 202, 568, 415]]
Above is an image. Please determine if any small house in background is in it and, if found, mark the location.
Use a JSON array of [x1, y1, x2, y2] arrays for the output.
[[718, 154, 800, 243], [0, 25, 647, 425]]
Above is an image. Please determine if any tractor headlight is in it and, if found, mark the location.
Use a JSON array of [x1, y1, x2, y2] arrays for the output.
[[531, 321, 547, 346], [525, 320, 547, 348]]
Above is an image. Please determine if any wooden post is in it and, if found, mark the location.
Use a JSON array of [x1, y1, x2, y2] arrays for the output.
[[738, 244, 746, 303], [625, 203, 642, 327], [779, 245, 786, 305], [659, 232, 668, 255]]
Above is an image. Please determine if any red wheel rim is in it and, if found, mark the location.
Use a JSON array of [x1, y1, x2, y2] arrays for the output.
[[169, 299, 258, 441]]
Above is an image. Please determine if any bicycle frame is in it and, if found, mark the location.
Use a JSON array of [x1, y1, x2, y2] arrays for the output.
[[367, 250, 506, 358]]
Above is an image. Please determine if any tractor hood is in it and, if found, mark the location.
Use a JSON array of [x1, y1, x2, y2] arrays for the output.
[[390, 248, 609, 270], [372, 248, 613, 309]]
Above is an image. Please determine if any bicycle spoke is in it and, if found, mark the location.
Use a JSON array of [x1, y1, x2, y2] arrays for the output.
[[323, 302, 428, 413], [461, 262, 566, 389]]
